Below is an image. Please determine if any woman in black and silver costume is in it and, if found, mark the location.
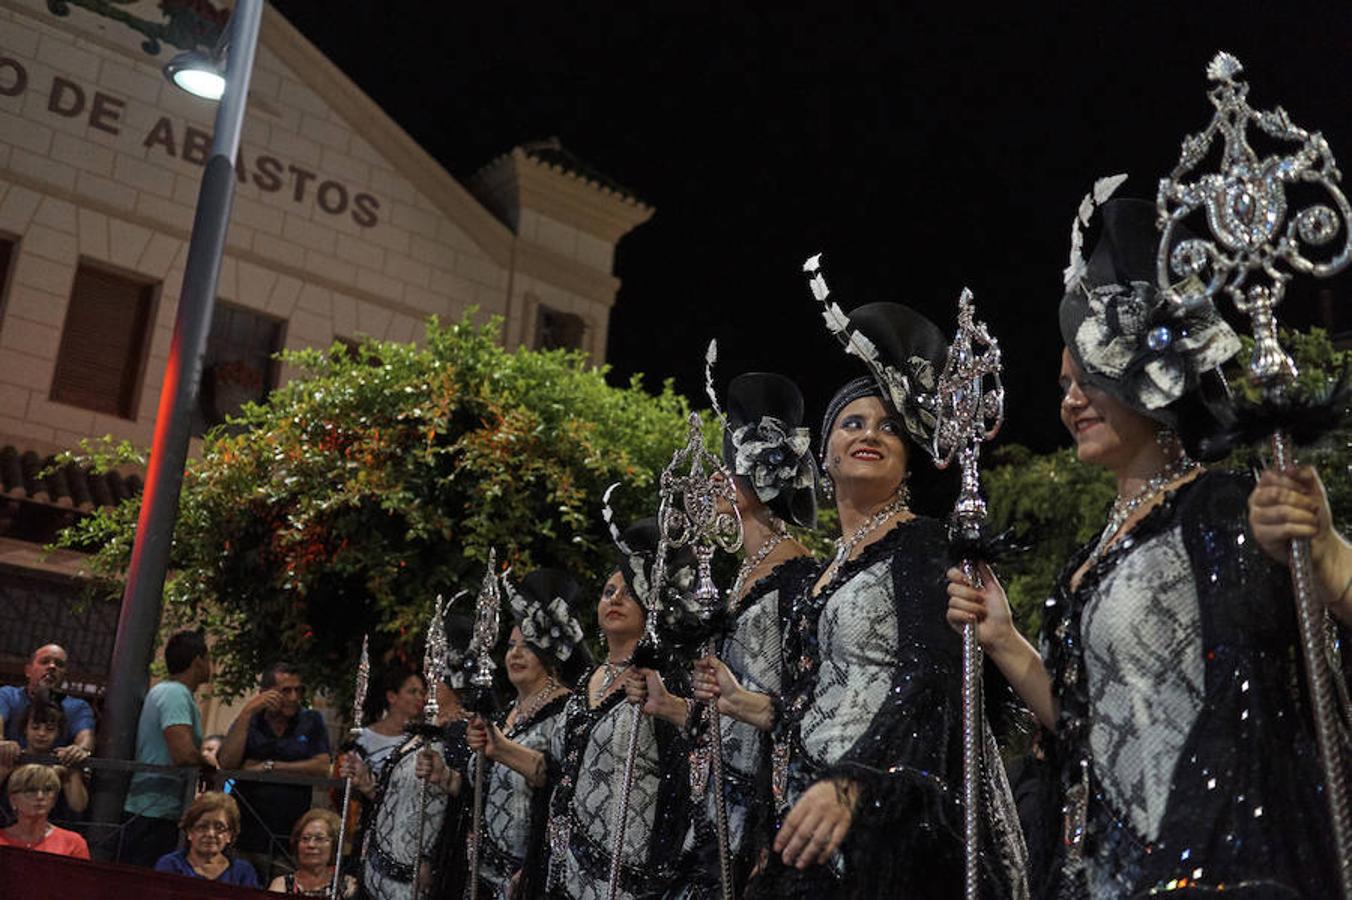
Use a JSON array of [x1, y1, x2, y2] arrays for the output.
[[672, 371, 818, 898], [947, 187, 1344, 897], [426, 569, 591, 899], [342, 672, 471, 900], [491, 509, 695, 900], [743, 297, 1026, 899]]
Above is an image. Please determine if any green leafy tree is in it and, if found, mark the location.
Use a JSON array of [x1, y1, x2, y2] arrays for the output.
[[55, 315, 692, 702]]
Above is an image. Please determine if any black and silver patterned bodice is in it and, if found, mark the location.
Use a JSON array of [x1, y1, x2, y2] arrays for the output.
[[547, 672, 688, 900], [1042, 471, 1341, 898], [1080, 525, 1203, 844], [478, 695, 568, 896], [715, 557, 815, 851], [364, 735, 450, 900], [797, 553, 900, 779]]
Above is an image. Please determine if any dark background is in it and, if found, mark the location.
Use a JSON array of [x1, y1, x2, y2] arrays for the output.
[[270, 0, 1352, 453]]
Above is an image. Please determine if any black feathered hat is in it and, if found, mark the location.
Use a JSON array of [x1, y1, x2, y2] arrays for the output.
[[719, 372, 817, 528], [503, 568, 593, 685], [1059, 181, 1240, 455], [809, 282, 949, 448]]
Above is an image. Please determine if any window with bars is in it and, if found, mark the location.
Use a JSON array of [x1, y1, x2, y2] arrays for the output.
[[50, 264, 157, 419], [194, 302, 285, 434], [534, 304, 587, 351]]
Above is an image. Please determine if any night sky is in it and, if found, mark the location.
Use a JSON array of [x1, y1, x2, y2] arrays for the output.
[[271, 0, 1352, 454]]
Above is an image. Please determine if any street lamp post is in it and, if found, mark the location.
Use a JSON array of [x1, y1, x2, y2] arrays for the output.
[[89, 0, 265, 848]]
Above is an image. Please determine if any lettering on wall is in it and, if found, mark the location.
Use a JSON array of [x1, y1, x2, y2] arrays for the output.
[[0, 58, 382, 228]]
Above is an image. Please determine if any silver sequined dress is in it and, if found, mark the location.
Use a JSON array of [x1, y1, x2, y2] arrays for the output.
[[472, 695, 569, 899], [1042, 471, 1341, 897], [749, 517, 1027, 900], [544, 670, 689, 900]]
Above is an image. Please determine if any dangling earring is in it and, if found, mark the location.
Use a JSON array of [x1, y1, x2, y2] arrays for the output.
[[819, 457, 834, 499], [1155, 426, 1182, 461]]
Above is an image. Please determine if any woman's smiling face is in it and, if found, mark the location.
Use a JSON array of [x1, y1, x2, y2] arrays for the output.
[[1058, 348, 1157, 470], [824, 396, 909, 495]]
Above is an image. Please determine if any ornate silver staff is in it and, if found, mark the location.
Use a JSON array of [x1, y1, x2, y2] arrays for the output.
[[465, 550, 502, 900], [1156, 51, 1352, 897], [411, 594, 449, 900], [331, 634, 369, 899], [603, 413, 743, 900], [668, 410, 742, 900], [931, 289, 1005, 900]]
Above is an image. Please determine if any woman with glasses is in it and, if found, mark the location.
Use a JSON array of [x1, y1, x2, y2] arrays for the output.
[[153, 790, 260, 886], [268, 808, 357, 896], [0, 764, 89, 857]]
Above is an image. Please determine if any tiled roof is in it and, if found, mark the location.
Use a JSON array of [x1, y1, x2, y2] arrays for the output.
[[519, 137, 648, 207], [0, 446, 143, 511]]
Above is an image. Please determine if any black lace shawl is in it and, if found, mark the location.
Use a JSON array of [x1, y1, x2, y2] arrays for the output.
[[748, 517, 1020, 899], [540, 662, 692, 899], [1039, 470, 1341, 898], [677, 554, 819, 899]]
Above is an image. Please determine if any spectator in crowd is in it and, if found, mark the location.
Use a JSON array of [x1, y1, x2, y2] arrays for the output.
[[0, 644, 96, 766], [120, 629, 212, 867], [217, 661, 331, 872], [0, 689, 89, 824], [267, 808, 357, 897], [154, 790, 259, 886], [0, 764, 90, 858], [202, 733, 226, 770]]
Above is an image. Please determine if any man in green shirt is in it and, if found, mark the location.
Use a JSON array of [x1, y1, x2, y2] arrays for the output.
[[119, 630, 211, 867]]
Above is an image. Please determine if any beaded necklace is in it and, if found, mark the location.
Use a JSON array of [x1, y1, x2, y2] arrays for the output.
[[827, 489, 911, 571], [730, 521, 791, 607], [1089, 456, 1199, 564]]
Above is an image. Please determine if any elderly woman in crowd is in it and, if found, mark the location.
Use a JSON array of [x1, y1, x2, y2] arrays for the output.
[[268, 808, 357, 897], [0, 764, 89, 857], [154, 790, 260, 886], [0, 689, 88, 824]]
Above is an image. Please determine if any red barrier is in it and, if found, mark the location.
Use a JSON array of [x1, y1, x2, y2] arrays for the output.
[[0, 846, 274, 898]]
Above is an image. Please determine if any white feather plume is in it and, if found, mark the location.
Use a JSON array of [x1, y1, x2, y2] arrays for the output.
[[703, 339, 727, 425], [601, 482, 632, 555], [844, 330, 879, 362], [803, 253, 823, 273], [1064, 173, 1128, 290], [822, 302, 851, 334]]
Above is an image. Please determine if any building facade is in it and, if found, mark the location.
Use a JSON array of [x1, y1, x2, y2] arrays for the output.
[[0, 0, 652, 691]]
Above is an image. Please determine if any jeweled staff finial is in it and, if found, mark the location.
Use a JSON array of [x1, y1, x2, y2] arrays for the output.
[[1156, 50, 1352, 386], [931, 288, 1005, 531], [421, 594, 447, 724], [471, 549, 501, 689], [655, 412, 743, 607], [351, 634, 370, 735]]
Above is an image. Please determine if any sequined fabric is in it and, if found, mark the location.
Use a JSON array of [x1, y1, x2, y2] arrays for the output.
[[1041, 471, 1340, 898], [473, 695, 569, 899], [362, 734, 452, 900], [1081, 526, 1204, 843], [673, 556, 818, 899], [750, 518, 1025, 899], [543, 667, 690, 900]]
